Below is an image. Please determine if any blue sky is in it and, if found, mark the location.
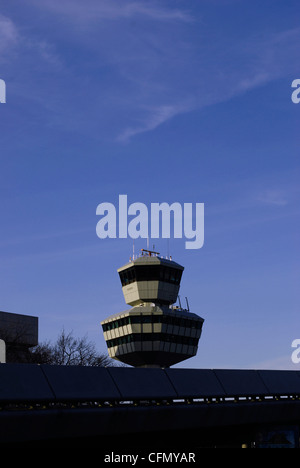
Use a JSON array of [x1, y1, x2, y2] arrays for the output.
[[0, 0, 299, 369]]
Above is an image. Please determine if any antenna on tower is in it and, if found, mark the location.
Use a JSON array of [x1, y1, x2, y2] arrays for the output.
[[185, 297, 190, 312]]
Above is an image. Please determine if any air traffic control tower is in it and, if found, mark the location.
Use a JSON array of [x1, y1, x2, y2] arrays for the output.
[[101, 249, 204, 367]]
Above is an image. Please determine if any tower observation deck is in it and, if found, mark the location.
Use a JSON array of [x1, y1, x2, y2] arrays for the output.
[[101, 250, 204, 368]]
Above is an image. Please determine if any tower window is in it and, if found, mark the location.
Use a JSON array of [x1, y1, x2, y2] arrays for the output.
[[102, 314, 203, 332], [119, 265, 183, 286], [119, 267, 136, 286], [105, 332, 199, 348]]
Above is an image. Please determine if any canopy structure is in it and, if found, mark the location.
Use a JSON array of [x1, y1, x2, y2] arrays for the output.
[[0, 364, 299, 447]]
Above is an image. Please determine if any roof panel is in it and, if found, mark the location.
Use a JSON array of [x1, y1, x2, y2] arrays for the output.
[[257, 370, 300, 395], [41, 365, 121, 401], [107, 367, 177, 399], [213, 369, 269, 396], [0, 363, 54, 402], [165, 369, 226, 398]]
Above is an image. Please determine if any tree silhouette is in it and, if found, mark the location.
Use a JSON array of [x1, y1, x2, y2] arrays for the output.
[[28, 329, 116, 367]]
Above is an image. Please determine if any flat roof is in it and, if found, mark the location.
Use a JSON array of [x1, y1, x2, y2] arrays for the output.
[[117, 255, 184, 273]]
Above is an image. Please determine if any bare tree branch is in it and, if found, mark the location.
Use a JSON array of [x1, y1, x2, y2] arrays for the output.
[[28, 329, 117, 367]]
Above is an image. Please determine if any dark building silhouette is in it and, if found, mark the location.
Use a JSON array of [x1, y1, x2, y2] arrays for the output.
[[0, 310, 38, 363]]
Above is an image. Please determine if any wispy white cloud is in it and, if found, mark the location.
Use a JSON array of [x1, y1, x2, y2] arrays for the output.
[[116, 25, 300, 142], [0, 14, 19, 59], [117, 101, 193, 142], [250, 354, 297, 370], [256, 190, 289, 207], [29, 40, 62, 68], [2, 3, 299, 142], [27, 0, 193, 24], [0, 12, 61, 69], [253, 175, 300, 208]]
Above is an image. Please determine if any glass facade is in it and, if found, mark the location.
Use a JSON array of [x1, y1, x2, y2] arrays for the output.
[[119, 265, 183, 287], [102, 314, 203, 332], [106, 333, 199, 349]]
